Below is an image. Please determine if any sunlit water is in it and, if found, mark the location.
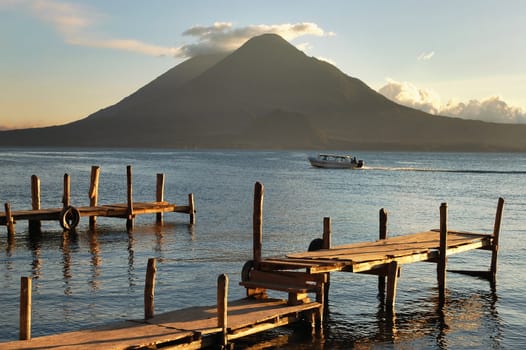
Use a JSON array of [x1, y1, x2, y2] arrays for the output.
[[0, 149, 525, 349]]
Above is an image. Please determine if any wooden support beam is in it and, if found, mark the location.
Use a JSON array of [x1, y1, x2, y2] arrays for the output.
[[217, 273, 229, 348], [322, 217, 331, 316], [144, 258, 156, 320], [438, 202, 448, 303], [385, 261, 400, 309], [253, 182, 264, 264], [378, 208, 388, 301], [188, 193, 196, 224], [62, 173, 70, 208], [156, 174, 165, 224], [490, 197, 504, 282], [126, 165, 134, 230], [20, 276, 32, 340], [5, 202, 15, 237], [29, 175, 41, 232], [89, 166, 100, 229]]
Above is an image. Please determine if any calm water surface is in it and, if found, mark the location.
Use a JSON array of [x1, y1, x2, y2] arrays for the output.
[[0, 149, 525, 349]]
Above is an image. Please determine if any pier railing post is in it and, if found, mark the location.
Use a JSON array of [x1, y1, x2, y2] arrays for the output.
[[156, 174, 165, 224], [378, 208, 388, 301], [144, 258, 157, 320], [438, 203, 448, 303], [89, 166, 100, 229], [217, 274, 229, 348], [490, 197, 504, 283], [322, 217, 331, 315], [29, 175, 41, 232], [253, 182, 264, 265], [126, 165, 134, 230], [62, 173, 70, 208], [188, 193, 196, 224], [20, 276, 32, 340], [5, 202, 16, 237]]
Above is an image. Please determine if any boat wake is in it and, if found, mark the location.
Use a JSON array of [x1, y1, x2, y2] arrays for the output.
[[362, 166, 526, 174]]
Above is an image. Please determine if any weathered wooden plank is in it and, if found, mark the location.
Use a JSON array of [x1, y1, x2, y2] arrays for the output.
[[1, 298, 320, 350]]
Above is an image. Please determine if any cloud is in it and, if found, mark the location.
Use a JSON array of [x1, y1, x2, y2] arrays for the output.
[[417, 51, 435, 61], [378, 79, 442, 115], [378, 79, 526, 124], [442, 97, 526, 124], [178, 22, 332, 57], [11, 1, 331, 58]]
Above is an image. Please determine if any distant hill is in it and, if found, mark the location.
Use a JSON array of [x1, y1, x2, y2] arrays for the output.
[[2, 33, 526, 151]]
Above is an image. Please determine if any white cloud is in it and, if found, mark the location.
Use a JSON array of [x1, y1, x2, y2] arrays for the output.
[[178, 22, 332, 57], [378, 79, 526, 124], [442, 97, 526, 124], [378, 79, 442, 115], [13, 1, 331, 58], [417, 51, 435, 61]]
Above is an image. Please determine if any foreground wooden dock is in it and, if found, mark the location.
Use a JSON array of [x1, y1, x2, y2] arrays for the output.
[[1, 182, 504, 349], [241, 182, 504, 309], [1, 165, 195, 235], [1, 296, 321, 350]]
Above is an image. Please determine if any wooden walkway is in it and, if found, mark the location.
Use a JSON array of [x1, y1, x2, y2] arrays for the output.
[[241, 182, 504, 308], [1, 165, 196, 234], [1, 298, 321, 350], [0, 181, 504, 349]]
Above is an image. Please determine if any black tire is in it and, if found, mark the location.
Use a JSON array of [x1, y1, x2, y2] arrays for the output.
[[60, 206, 81, 230], [308, 238, 324, 251], [241, 260, 256, 282]]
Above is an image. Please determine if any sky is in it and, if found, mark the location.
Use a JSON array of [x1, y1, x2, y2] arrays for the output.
[[1, 0, 525, 130]]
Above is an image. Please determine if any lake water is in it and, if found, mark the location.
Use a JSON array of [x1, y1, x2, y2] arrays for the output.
[[0, 149, 525, 349]]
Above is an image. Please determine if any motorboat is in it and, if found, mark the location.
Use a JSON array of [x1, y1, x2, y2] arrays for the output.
[[308, 154, 364, 169]]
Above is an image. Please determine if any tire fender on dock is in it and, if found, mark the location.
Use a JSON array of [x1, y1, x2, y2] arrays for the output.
[[60, 206, 81, 230]]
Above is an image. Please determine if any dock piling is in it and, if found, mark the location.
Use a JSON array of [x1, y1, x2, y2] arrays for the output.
[[126, 165, 134, 230], [438, 203, 448, 303], [490, 197, 504, 282], [19, 277, 32, 340], [62, 174, 70, 208], [156, 174, 165, 224], [217, 274, 229, 348], [5, 202, 15, 237], [89, 166, 100, 229], [188, 193, 196, 224], [144, 258, 157, 320], [253, 182, 264, 265], [29, 175, 41, 232], [378, 208, 388, 301]]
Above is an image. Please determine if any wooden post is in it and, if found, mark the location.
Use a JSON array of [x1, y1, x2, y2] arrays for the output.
[[126, 165, 134, 230], [386, 260, 400, 309], [217, 274, 229, 348], [20, 277, 32, 340], [253, 182, 264, 264], [156, 174, 165, 224], [378, 208, 388, 300], [89, 166, 100, 229], [490, 197, 505, 282], [322, 217, 331, 249], [322, 217, 331, 315], [438, 202, 448, 303], [188, 193, 195, 224], [62, 173, 70, 208], [144, 258, 156, 320], [29, 175, 41, 232], [5, 202, 15, 237]]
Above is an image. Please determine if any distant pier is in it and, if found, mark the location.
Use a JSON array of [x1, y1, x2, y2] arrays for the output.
[[0, 182, 504, 349], [1, 165, 196, 236]]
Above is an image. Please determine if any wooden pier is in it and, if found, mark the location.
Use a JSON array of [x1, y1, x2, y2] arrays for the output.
[[0, 165, 196, 235], [241, 182, 504, 310], [0, 182, 504, 349]]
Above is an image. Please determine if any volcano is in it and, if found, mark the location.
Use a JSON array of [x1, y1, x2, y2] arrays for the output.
[[2, 33, 525, 151]]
